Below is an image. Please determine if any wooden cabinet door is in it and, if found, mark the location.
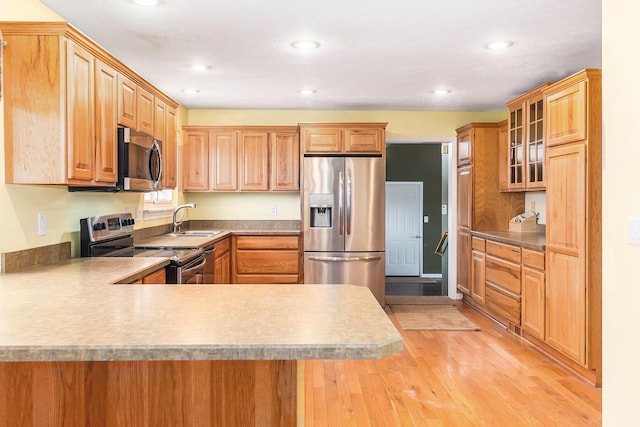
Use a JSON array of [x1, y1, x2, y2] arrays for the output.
[[239, 131, 269, 191], [270, 131, 299, 191], [162, 107, 177, 189], [498, 120, 509, 191], [117, 73, 136, 128], [526, 97, 545, 189], [507, 103, 525, 190], [142, 268, 166, 284], [456, 228, 471, 295], [522, 265, 545, 340], [545, 80, 586, 146], [344, 128, 383, 153], [214, 251, 231, 284], [457, 127, 472, 166], [210, 131, 238, 191], [153, 98, 166, 141], [183, 131, 209, 191], [66, 40, 95, 182], [94, 59, 118, 184], [302, 127, 341, 153], [137, 86, 154, 135], [545, 142, 586, 364], [457, 166, 472, 229], [471, 249, 486, 303]]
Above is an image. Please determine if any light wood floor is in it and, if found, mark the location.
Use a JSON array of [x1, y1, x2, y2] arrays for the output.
[[304, 302, 602, 426]]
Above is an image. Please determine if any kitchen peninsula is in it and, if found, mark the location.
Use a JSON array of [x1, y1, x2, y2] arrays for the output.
[[0, 257, 402, 426]]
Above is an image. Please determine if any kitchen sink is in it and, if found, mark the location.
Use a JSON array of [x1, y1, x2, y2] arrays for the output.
[[165, 230, 223, 237]]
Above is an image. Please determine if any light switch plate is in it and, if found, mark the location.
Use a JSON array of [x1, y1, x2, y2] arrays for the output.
[[629, 217, 640, 246], [38, 213, 47, 236]]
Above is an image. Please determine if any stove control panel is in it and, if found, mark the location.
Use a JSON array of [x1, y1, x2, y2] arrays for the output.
[[81, 213, 135, 243]]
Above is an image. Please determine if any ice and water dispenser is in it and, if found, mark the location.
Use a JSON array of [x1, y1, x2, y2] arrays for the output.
[[309, 194, 333, 228]]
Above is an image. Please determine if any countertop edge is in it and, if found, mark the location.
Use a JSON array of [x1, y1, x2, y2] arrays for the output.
[[470, 230, 546, 251]]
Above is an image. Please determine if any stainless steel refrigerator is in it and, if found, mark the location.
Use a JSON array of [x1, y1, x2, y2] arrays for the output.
[[303, 157, 385, 306]]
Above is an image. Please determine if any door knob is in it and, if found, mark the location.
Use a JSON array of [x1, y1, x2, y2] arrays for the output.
[[415, 235, 421, 239]]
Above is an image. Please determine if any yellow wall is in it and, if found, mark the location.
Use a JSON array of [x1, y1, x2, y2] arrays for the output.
[[187, 109, 507, 138], [602, 0, 640, 424]]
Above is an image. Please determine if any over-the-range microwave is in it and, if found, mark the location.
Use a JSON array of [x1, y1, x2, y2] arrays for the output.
[[69, 127, 162, 192]]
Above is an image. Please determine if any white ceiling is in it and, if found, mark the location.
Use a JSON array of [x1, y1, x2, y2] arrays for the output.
[[41, 0, 601, 111]]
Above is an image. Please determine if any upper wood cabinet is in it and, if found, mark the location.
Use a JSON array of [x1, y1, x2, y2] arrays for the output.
[[94, 60, 118, 184], [504, 83, 551, 191], [153, 98, 166, 141], [137, 87, 154, 136], [239, 131, 269, 191], [162, 106, 177, 189], [497, 120, 509, 191], [210, 130, 238, 191], [300, 123, 386, 155], [1, 22, 178, 187], [117, 73, 137, 128], [183, 131, 209, 191], [271, 131, 299, 191], [66, 40, 95, 183], [182, 126, 299, 192]]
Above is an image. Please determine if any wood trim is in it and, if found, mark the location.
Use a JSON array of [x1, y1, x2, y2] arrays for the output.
[[0, 360, 298, 426]]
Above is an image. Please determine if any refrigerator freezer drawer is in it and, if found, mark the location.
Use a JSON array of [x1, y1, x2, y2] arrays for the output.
[[304, 252, 385, 306]]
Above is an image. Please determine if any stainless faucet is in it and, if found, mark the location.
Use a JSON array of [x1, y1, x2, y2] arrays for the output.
[[172, 203, 196, 233]]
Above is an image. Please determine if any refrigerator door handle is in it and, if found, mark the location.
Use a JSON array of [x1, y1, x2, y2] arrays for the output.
[[338, 171, 344, 235], [308, 255, 382, 262], [346, 169, 352, 235]]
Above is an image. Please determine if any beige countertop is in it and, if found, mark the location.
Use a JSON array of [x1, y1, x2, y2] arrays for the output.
[[470, 230, 546, 250], [0, 257, 402, 362]]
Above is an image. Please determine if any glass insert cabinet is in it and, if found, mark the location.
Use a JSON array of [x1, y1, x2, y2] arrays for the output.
[[505, 83, 552, 191]]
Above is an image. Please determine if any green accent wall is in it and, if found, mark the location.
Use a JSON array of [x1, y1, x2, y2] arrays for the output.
[[386, 144, 443, 275]]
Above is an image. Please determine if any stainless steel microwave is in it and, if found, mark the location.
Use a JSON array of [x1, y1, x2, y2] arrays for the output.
[[119, 127, 163, 191], [68, 127, 162, 192]]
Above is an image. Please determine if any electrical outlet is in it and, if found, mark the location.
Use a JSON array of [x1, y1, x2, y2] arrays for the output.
[[423, 215, 429, 223], [38, 213, 47, 236], [135, 208, 142, 220], [269, 205, 278, 217], [629, 217, 640, 246], [441, 204, 448, 215]]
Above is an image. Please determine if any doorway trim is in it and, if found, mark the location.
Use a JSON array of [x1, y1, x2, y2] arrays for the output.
[[386, 136, 458, 299]]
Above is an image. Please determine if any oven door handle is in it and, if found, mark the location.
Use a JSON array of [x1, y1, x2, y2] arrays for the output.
[[182, 257, 207, 274]]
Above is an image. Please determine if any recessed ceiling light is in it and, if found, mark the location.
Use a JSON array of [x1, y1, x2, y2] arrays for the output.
[[185, 64, 212, 71], [485, 40, 513, 50], [432, 89, 451, 96], [290, 40, 321, 50], [299, 89, 317, 96], [181, 89, 200, 94], [130, 0, 162, 6]]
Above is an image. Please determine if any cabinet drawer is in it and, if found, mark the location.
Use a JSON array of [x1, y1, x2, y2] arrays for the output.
[[236, 235, 299, 250], [235, 274, 299, 284], [485, 255, 521, 294], [214, 237, 230, 257], [236, 250, 299, 274], [471, 236, 485, 252], [522, 248, 544, 270], [485, 283, 521, 325], [486, 240, 521, 264]]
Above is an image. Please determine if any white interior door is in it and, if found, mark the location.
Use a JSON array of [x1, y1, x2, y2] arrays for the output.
[[385, 182, 422, 276]]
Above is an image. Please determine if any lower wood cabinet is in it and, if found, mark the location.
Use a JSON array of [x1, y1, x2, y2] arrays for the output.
[[470, 237, 486, 303], [233, 235, 301, 284], [484, 241, 521, 325], [521, 249, 546, 340], [129, 267, 166, 285], [214, 237, 231, 284]]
